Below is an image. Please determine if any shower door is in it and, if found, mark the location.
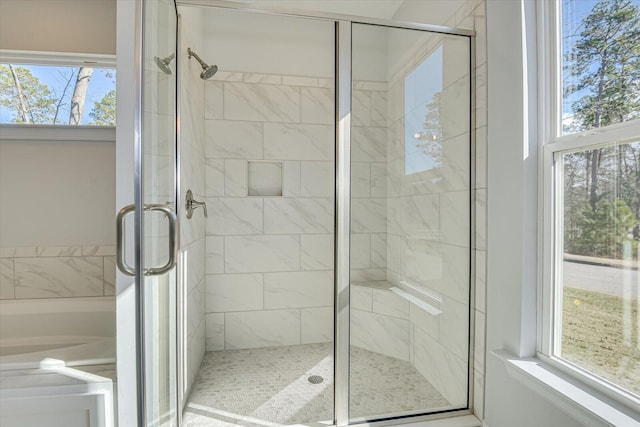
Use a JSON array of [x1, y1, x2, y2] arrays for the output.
[[139, 0, 179, 425], [116, 0, 179, 426]]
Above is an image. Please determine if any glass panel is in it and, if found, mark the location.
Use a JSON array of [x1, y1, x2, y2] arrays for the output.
[[561, 0, 640, 136], [556, 140, 640, 398], [178, 6, 335, 427], [350, 23, 471, 421], [142, 0, 178, 425], [0, 64, 116, 125]]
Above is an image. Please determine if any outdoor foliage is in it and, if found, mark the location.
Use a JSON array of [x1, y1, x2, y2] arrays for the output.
[[89, 89, 116, 125], [416, 92, 443, 167], [0, 64, 56, 124], [562, 0, 640, 259], [0, 64, 115, 126]]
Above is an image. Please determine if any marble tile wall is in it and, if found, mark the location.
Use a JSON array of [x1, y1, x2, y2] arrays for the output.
[[351, 82, 389, 285], [180, 8, 207, 396], [203, 72, 338, 351], [0, 245, 116, 299], [350, 0, 486, 410]]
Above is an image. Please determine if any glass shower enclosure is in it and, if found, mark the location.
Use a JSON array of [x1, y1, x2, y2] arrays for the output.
[[117, 1, 474, 426]]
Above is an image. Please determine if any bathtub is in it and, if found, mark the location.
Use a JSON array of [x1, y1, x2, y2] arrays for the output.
[[0, 296, 116, 370], [0, 297, 116, 427]]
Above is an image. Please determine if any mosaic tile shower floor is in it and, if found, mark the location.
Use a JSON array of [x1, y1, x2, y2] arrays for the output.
[[183, 343, 450, 426]]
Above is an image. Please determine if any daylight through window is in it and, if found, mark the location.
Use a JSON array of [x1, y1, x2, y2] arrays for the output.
[[541, 0, 640, 405], [0, 63, 116, 126]]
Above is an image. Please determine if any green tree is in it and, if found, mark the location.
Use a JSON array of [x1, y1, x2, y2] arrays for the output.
[[566, 0, 640, 131], [565, 0, 640, 209], [89, 89, 116, 125], [562, 0, 640, 258], [570, 198, 637, 258], [0, 64, 56, 123], [416, 92, 443, 167]]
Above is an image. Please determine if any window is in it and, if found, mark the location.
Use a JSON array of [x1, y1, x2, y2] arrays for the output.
[[0, 51, 116, 126], [540, 0, 640, 408], [404, 46, 443, 175]]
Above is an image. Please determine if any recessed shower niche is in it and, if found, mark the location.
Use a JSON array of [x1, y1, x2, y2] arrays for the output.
[[248, 161, 283, 197]]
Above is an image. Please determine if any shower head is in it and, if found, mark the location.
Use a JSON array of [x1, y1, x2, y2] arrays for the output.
[[187, 48, 218, 80], [154, 53, 175, 75]]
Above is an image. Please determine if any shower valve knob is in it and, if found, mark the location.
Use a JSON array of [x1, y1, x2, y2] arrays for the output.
[[185, 189, 208, 219]]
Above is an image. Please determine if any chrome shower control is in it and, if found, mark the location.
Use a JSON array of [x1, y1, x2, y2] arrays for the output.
[[185, 189, 208, 219]]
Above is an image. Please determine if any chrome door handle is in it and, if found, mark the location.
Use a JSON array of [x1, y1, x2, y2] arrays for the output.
[[145, 204, 178, 276], [185, 189, 207, 219], [115, 203, 178, 277], [116, 204, 136, 276]]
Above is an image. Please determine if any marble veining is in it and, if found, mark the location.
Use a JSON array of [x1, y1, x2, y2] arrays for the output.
[[0, 258, 15, 299], [264, 123, 333, 161], [14, 257, 104, 299], [263, 271, 333, 309], [264, 198, 333, 234], [206, 274, 263, 313], [224, 235, 300, 273], [301, 87, 334, 124], [225, 309, 301, 349], [351, 309, 410, 361], [224, 82, 300, 123], [207, 198, 263, 236]]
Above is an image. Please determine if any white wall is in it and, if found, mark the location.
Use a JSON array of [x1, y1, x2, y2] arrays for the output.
[[198, 6, 335, 77], [0, 139, 115, 247], [484, 1, 585, 426], [0, 0, 116, 54]]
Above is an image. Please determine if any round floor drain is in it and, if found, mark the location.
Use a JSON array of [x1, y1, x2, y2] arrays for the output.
[[308, 375, 324, 384]]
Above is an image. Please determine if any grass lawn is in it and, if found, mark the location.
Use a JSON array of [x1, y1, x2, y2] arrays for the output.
[[562, 286, 639, 397]]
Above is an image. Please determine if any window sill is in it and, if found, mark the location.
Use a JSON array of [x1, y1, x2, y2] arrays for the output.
[[0, 124, 115, 142], [492, 349, 640, 427]]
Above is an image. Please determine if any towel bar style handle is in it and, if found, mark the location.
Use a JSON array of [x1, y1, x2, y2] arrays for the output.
[[116, 204, 136, 276], [116, 203, 178, 277]]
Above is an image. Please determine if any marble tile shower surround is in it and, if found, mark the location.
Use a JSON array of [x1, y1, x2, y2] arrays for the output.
[[203, 70, 339, 352], [196, 0, 487, 415], [180, 7, 207, 397], [382, 31, 471, 405], [0, 245, 116, 300]]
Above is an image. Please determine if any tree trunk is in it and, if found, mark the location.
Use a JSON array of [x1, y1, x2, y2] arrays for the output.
[[8, 64, 31, 123], [69, 67, 93, 125], [589, 148, 601, 211], [53, 70, 75, 124]]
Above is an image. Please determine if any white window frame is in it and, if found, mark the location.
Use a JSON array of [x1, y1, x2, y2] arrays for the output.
[[537, 0, 640, 413], [0, 49, 116, 135]]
